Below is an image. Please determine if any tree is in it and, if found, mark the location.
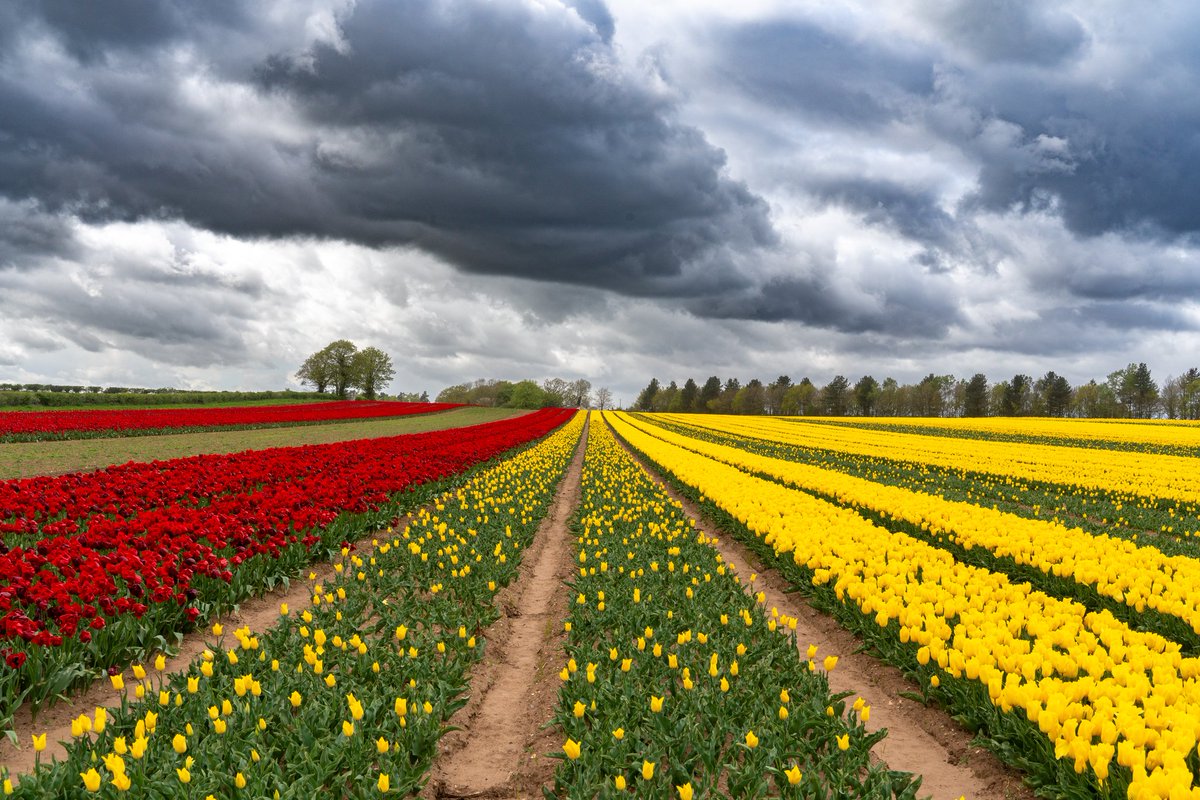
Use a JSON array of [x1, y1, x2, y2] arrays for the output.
[[352, 347, 395, 400], [853, 375, 879, 416], [508, 380, 552, 409], [297, 340, 359, 398], [680, 378, 699, 413], [732, 379, 765, 415], [542, 378, 572, 406], [765, 375, 792, 415], [295, 350, 333, 394], [569, 379, 592, 408], [1000, 374, 1031, 416], [875, 378, 900, 416], [595, 386, 614, 410], [821, 375, 850, 416], [635, 379, 660, 411], [1173, 368, 1200, 420], [783, 378, 817, 415], [656, 381, 680, 412], [698, 377, 721, 412], [1073, 380, 1120, 417], [963, 373, 989, 417], [1034, 371, 1072, 417]]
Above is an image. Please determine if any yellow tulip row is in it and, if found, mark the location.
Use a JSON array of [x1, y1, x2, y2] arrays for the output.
[[655, 413, 1200, 505], [617, 413, 1200, 639], [607, 412, 1200, 798], [835, 416, 1200, 449]]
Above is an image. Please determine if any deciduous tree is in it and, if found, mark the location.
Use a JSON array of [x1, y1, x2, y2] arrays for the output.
[[352, 347, 395, 400]]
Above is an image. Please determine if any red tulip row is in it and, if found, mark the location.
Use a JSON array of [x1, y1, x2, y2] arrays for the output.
[[0, 400, 461, 441], [0, 408, 574, 727]]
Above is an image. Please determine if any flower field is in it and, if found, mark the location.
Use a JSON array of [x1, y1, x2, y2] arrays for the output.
[[6, 400, 1198, 798], [611, 411, 1200, 798], [5, 412, 586, 797], [0, 408, 572, 731], [0, 401, 461, 443], [550, 416, 919, 798]]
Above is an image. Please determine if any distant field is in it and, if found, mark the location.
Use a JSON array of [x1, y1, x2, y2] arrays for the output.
[[0, 406, 525, 479], [0, 396, 333, 411]]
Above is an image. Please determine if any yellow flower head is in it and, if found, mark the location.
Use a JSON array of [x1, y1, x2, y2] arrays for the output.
[[642, 761, 656, 780], [562, 738, 581, 760], [80, 768, 102, 792]]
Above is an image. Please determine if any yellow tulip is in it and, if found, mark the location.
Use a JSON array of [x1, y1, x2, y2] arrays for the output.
[[562, 738, 581, 760], [641, 760, 656, 780], [80, 769, 102, 792]]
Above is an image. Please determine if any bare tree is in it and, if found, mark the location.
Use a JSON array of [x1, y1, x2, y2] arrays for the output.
[[595, 386, 613, 410]]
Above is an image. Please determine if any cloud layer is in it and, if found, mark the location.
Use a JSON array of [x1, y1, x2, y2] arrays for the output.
[[2, 0, 1199, 396]]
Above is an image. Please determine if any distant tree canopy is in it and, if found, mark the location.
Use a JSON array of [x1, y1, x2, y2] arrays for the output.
[[435, 377, 599, 410], [296, 340, 396, 399], [627, 362, 1195, 418]]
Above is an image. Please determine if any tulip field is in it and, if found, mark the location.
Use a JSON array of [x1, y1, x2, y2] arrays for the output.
[[3, 403, 1200, 798], [0, 400, 461, 443], [610, 411, 1200, 799], [0, 409, 571, 732]]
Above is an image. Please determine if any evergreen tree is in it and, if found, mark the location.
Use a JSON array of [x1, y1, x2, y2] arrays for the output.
[[962, 373, 989, 417], [635, 378, 661, 411]]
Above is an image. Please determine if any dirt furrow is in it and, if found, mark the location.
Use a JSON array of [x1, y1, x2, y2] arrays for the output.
[[611, 419, 1035, 800], [424, 419, 587, 800]]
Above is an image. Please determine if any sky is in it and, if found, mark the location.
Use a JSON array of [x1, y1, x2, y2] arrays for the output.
[[1, 0, 1198, 404]]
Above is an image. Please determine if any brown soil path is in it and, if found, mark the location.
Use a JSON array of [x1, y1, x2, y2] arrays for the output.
[[423, 418, 587, 799], [611, 420, 1036, 800], [0, 506, 428, 777]]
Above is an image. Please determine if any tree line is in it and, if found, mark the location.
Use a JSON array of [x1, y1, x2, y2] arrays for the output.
[[0, 388, 328, 408], [436, 377, 611, 410], [633, 364, 1200, 419]]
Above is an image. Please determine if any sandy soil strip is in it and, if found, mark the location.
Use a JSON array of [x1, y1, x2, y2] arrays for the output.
[[612, 420, 1036, 800], [423, 419, 588, 800]]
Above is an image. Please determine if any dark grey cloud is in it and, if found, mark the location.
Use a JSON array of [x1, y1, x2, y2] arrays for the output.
[[565, 0, 615, 43], [30, 0, 251, 62], [695, 3, 1200, 315], [918, 0, 1087, 66], [0, 0, 775, 306], [0, 200, 80, 269], [712, 20, 934, 128]]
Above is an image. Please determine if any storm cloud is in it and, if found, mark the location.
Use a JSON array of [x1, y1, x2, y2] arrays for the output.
[[0, 0, 773, 299], [2, 0, 1199, 396]]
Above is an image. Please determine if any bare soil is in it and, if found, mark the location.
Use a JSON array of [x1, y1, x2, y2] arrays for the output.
[[612, 422, 1037, 800], [422, 419, 588, 799]]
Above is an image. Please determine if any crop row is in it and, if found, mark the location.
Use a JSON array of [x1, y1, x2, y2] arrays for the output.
[[660, 414, 1200, 508], [642, 414, 1199, 554], [4, 412, 585, 797], [609, 412, 1200, 798], [549, 416, 920, 799], [0, 409, 574, 732], [802, 417, 1200, 458], [620, 414, 1200, 652], [0, 400, 459, 442]]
